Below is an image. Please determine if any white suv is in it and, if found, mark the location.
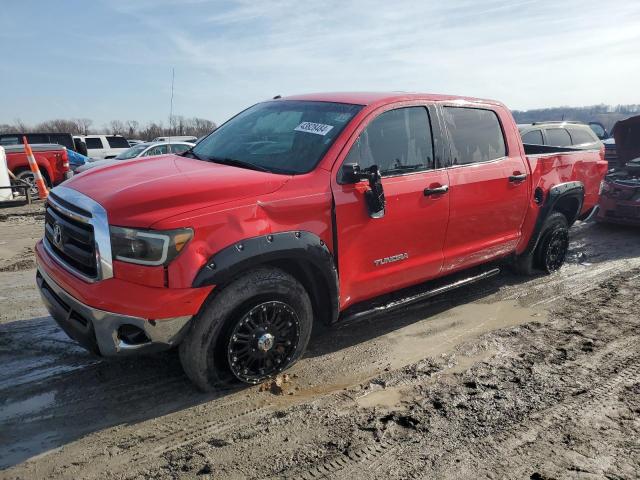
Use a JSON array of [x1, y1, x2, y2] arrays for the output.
[[76, 135, 130, 159]]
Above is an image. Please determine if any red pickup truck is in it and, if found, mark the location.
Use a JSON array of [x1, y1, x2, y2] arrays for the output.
[[5, 144, 71, 195], [35, 92, 607, 390]]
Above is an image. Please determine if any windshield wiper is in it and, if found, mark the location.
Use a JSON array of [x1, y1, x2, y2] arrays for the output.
[[208, 156, 270, 172]]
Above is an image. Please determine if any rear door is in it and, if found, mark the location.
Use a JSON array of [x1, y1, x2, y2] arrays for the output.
[[332, 104, 450, 308], [441, 105, 529, 273]]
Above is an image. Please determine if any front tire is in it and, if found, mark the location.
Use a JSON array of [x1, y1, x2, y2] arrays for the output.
[[179, 268, 313, 391]]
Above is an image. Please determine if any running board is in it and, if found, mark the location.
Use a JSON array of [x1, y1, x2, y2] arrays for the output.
[[340, 267, 501, 323]]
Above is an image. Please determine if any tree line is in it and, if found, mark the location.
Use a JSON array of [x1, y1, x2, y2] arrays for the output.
[[0, 115, 217, 141], [2, 104, 638, 140], [512, 104, 640, 131]]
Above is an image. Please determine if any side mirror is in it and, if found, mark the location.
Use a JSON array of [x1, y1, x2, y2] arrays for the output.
[[341, 163, 363, 184], [341, 163, 386, 218]]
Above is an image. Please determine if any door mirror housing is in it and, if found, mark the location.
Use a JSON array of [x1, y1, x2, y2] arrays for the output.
[[341, 163, 386, 218]]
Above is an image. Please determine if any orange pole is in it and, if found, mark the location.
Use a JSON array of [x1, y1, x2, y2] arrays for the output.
[[22, 136, 49, 200]]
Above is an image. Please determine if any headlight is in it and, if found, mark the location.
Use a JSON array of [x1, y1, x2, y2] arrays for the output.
[[110, 226, 193, 266]]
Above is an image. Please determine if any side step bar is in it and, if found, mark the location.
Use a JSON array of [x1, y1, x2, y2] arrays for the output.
[[340, 267, 501, 323]]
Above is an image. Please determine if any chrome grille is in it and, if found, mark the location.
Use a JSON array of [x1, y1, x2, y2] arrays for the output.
[[43, 186, 113, 282], [45, 204, 97, 278]]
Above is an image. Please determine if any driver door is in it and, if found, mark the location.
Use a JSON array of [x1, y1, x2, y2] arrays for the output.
[[332, 105, 450, 309]]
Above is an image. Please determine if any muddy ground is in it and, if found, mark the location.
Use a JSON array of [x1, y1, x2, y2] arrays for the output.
[[0, 202, 639, 479]]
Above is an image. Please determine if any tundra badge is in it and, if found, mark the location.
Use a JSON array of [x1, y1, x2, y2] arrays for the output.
[[374, 253, 408, 266]]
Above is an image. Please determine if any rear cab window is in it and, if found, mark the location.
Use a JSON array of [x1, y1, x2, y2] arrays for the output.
[[442, 107, 506, 165], [342, 106, 435, 178]]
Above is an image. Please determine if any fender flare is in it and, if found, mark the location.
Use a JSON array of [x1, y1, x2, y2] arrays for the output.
[[523, 181, 584, 257], [192, 231, 339, 324]]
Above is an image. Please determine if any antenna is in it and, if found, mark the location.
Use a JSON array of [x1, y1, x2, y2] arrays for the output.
[[169, 67, 175, 141]]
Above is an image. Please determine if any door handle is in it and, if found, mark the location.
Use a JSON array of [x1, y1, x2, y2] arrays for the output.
[[423, 185, 449, 196], [509, 173, 527, 183]]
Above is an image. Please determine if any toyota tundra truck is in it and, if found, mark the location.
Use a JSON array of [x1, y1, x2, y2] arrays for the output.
[[35, 92, 607, 390]]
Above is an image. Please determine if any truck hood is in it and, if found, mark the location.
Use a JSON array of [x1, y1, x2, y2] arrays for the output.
[[62, 154, 290, 227], [613, 114, 640, 166]]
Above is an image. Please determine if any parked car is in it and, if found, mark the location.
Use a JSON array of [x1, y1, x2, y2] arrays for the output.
[[152, 135, 198, 143], [127, 139, 145, 147], [75, 141, 194, 173], [4, 144, 70, 195], [35, 92, 607, 391], [597, 114, 640, 225], [76, 134, 130, 159], [518, 122, 602, 150]]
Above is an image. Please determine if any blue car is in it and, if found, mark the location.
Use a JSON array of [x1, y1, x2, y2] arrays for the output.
[[66, 148, 91, 171]]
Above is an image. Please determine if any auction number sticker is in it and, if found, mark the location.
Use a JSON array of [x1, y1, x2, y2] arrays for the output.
[[294, 122, 334, 136]]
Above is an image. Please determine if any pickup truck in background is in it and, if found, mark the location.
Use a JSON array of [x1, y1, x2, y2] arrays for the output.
[[35, 92, 607, 391], [5, 144, 70, 195]]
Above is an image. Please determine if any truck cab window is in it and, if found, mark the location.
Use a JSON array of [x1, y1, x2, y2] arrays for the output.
[[522, 129, 543, 145], [545, 128, 572, 147], [344, 106, 434, 177], [443, 107, 506, 165]]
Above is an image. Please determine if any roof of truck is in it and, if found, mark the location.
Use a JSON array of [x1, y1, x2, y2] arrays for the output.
[[279, 91, 502, 107]]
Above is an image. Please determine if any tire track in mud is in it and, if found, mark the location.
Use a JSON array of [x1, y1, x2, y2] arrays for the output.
[[77, 400, 274, 480], [446, 353, 640, 479], [288, 335, 640, 479]]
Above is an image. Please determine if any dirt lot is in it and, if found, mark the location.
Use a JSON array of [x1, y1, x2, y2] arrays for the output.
[[1, 202, 639, 479]]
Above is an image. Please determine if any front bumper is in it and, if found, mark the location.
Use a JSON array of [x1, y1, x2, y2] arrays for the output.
[[597, 198, 640, 226], [37, 265, 192, 356]]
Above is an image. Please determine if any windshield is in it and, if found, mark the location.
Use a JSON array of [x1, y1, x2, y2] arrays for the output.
[[191, 100, 362, 174], [116, 144, 148, 160]]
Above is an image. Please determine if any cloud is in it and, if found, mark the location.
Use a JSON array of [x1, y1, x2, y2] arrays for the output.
[[1, 0, 639, 124]]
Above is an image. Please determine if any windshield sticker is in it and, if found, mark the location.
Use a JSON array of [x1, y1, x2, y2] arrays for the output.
[[294, 122, 334, 136]]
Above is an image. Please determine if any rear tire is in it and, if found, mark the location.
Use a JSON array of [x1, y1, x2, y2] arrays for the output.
[[514, 212, 569, 275], [15, 169, 50, 197], [179, 268, 313, 391], [534, 212, 569, 273]]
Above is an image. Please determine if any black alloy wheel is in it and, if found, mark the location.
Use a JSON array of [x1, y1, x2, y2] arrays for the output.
[[226, 301, 301, 384], [543, 228, 569, 272]]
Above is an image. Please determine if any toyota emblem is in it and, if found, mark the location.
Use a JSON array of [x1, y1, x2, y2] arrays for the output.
[[52, 223, 63, 247]]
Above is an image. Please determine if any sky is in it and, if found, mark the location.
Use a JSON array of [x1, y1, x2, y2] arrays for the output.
[[0, 0, 639, 128]]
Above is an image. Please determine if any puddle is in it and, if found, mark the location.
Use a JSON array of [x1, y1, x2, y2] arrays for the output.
[[356, 386, 408, 409], [384, 300, 547, 369]]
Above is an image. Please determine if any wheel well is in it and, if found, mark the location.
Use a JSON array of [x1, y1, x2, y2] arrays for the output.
[[14, 166, 51, 186], [263, 258, 335, 327], [552, 195, 581, 225]]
